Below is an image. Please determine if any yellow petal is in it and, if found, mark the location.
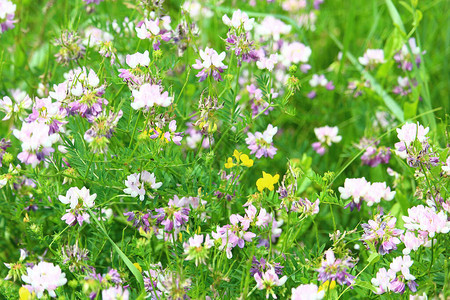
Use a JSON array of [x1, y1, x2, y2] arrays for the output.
[[225, 157, 235, 169], [239, 154, 253, 167], [233, 150, 242, 162], [19, 287, 31, 300], [256, 178, 265, 192]]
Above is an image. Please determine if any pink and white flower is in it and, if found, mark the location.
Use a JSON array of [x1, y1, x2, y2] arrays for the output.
[[21, 262, 67, 298]]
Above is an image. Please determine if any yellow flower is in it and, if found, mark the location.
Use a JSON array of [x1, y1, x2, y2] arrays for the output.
[[133, 263, 143, 273], [233, 150, 242, 162], [318, 280, 336, 291], [19, 287, 31, 300], [256, 171, 279, 192], [226, 150, 254, 169], [239, 154, 253, 167], [224, 157, 235, 169]]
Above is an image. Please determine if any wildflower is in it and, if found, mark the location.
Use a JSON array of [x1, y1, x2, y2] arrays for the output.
[[84, 110, 123, 153], [192, 47, 228, 82], [442, 156, 450, 175], [361, 214, 403, 255], [0, 0, 17, 34], [63, 67, 108, 120], [222, 9, 255, 31], [0, 93, 32, 121], [402, 205, 450, 238], [393, 76, 416, 96], [316, 249, 356, 287], [357, 138, 390, 167], [58, 186, 97, 226], [307, 74, 335, 99], [225, 31, 259, 65], [256, 172, 280, 192], [255, 16, 291, 41], [291, 284, 324, 300], [143, 263, 165, 299], [358, 49, 385, 68], [211, 215, 256, 258], [225, 149, 254, 168], [13, 120, 59, 167], [394, 38, 424, 71], [312, 126, 342, 155], [26, 97, 67, 134], [4, 249, 27, 281], [21, 261, 67, 298], [123, 171, 162, 201], [372, 255, 418, 294], [163, 120, 183, 145], [154, 195, 190, 232], [54, 30, 85, 65], [281, 42, 312, 67], [84, 0, 104, 4], [395, 122, 429, 156], [102, 286, 129, 300], [291, 198, 320, 216], [400, 231, 429, 255], [183, 234, 214, 266], [371, 267, 395, 294], [182, 1, 213, 18], [254, 268, 288, 299], [338, 178, 395, 210], [250, 257, 284, 278], [257, 54, 279, 71], [246, 124, 278, 159], [131, 83, 173, 110], [124, 210, 156, 234], [135, 17, 172, 50], [62, 242, 90, 272]]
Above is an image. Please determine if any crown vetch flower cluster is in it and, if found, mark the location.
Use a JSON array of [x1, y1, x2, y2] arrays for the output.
[[58, 186, 96, 226], [372, 255, 418, 294], [357, 138, 391, 167], [361, 214, 403, 255], [246, 124, 278, 159], [312, 126, 341, 155], [124, 171, 162, 201], [0, 0, 17, 33], [339, 177, 395, 211], [192, 47, 228, 82], [316, 249, 356, 287], [21, 261, 67, 299]]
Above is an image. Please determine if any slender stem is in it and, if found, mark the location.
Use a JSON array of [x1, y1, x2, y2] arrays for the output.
[[129, 110, 142, 148]]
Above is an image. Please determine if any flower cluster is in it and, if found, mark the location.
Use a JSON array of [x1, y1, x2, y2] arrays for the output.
[[361, 214, 403, 255], [124, 171, 162, 201], [357, 138, 391, 167], [58, 186, 97, 226], [246, 124, 278, 159], [312, 126, 341, 155], [316, 249, 356, 287], [192, 47, 228, 82], [0, 0, 16, 34], [21, 261, 67, 298], [339, 177, 395, 210], [372, 255, 417, 294]]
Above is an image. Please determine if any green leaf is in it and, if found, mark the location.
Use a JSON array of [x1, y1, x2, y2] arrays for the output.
[[385, 0, 406, 33], [87, 208, 145, 293]]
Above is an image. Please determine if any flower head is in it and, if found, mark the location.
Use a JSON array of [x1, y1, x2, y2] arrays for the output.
[[256, 172, 280, 192], [21, 262, 67, 299], [246, 124, 278, 159], [192, 47, 228, 82]]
